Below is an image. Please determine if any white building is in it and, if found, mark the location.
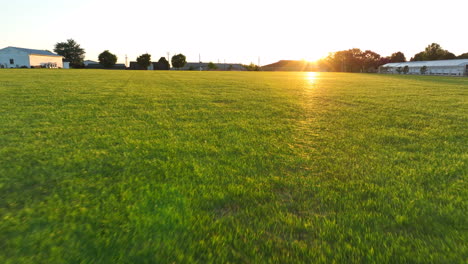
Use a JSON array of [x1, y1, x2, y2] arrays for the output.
[[379, 59, 468, 76], [0, 46, 64, 68]]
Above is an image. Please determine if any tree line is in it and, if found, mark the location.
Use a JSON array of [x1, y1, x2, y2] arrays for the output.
[[53, 39, 187, 69], [317, 43, 467, 73], [53, 39, 468, 71], [135, 53, 187, 70], [411, 43, 467, 61]]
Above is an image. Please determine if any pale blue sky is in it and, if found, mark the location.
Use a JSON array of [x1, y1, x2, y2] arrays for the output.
[[2, 0, 467, 65]]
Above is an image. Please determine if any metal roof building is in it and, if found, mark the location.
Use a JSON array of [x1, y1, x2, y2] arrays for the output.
[[2, 47, 62, 57], [0, 46, 64, 68], [379, 59, 468, 76]]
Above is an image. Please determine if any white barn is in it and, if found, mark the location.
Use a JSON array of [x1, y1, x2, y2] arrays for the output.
[[379, 59, 468, 76], [0, 46, 64, 68]]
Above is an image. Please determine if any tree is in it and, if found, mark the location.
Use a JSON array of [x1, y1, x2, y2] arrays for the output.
[[379, 56, 391, 66], [361, 50, 382, 72], [207, 62, 218, 70], [341, 48, 364, 72], [157, 57, 170, 70], [98, 50, 117, 68], [171, 54, 187, 69], [424, 43, 455, 60], [390, 52, 406, 62], [410, 52, 426, 61], [321, 49, 358, 72], [319, 48, 385, 73], [403, 65, 409, 74], [411, 43, 456, 61], [420, 66, 427, 75], [136, 53, 151, 70], [441, 52, 456, 60], [396, 67, 403, 74], [457, 53, 468, 59], [54, 39, 85, 68], [242, 63, 260, 71]]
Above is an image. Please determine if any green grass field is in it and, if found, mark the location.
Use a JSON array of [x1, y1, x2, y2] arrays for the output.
[[0, 70, 467, 263]]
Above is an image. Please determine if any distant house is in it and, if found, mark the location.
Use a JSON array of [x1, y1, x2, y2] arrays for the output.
[[83, 60, 99, 67], [152, 61, 169, 70], [85, 63, 127, 70], [128, 61, 153, 70], [0, 46, 64, 68], [128, 61, 244, 71], [379, 59, 468, 76], [179, 62, 245, 71]]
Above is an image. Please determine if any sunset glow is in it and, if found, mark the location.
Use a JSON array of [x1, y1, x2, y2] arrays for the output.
[[2, 0, 467, 65]]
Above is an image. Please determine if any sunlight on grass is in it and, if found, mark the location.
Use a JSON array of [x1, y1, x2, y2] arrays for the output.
[[305, 72, 320, 85], [0, 70, 466, 263]]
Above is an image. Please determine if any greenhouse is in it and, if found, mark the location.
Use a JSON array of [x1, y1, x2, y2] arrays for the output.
[[379, 59, 468, 76]]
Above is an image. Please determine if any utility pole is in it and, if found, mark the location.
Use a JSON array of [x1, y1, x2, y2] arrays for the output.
[[167, 52, 170, 69]]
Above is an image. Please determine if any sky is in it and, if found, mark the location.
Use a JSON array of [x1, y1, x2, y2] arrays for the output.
[[2, 0, 467, 66]]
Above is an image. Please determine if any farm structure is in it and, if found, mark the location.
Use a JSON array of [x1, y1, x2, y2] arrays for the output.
[[127, 61, 245, 71], [82, 60, 126, 69], [128, 61, 154, 70], [0, 47, 64, 68], [180, 62, 245, 71], [379, 59, 468, 76], [83, 60, 99, 67]]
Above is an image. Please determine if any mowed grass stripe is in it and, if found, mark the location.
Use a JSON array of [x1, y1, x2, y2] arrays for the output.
[[0, 70, 467, 263]]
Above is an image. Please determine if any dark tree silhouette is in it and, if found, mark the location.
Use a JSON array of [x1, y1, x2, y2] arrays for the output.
[[242, 63, 260, 71], [318, 48, 385, 72], [157, 57, 170, 70], [207, 62, 218, 70], [98, 50, 117, 68], [361, 50, 382, 72], [457, 52, 468, 59], [411, 43, 456, 61], [137, 53, 151, 70], [171, 54, 187, 69], [54, 39, 85, 68], [390, 52, 406, 62]]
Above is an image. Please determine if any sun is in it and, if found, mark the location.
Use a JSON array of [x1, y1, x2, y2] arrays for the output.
[[303, 53, 328, 63]]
